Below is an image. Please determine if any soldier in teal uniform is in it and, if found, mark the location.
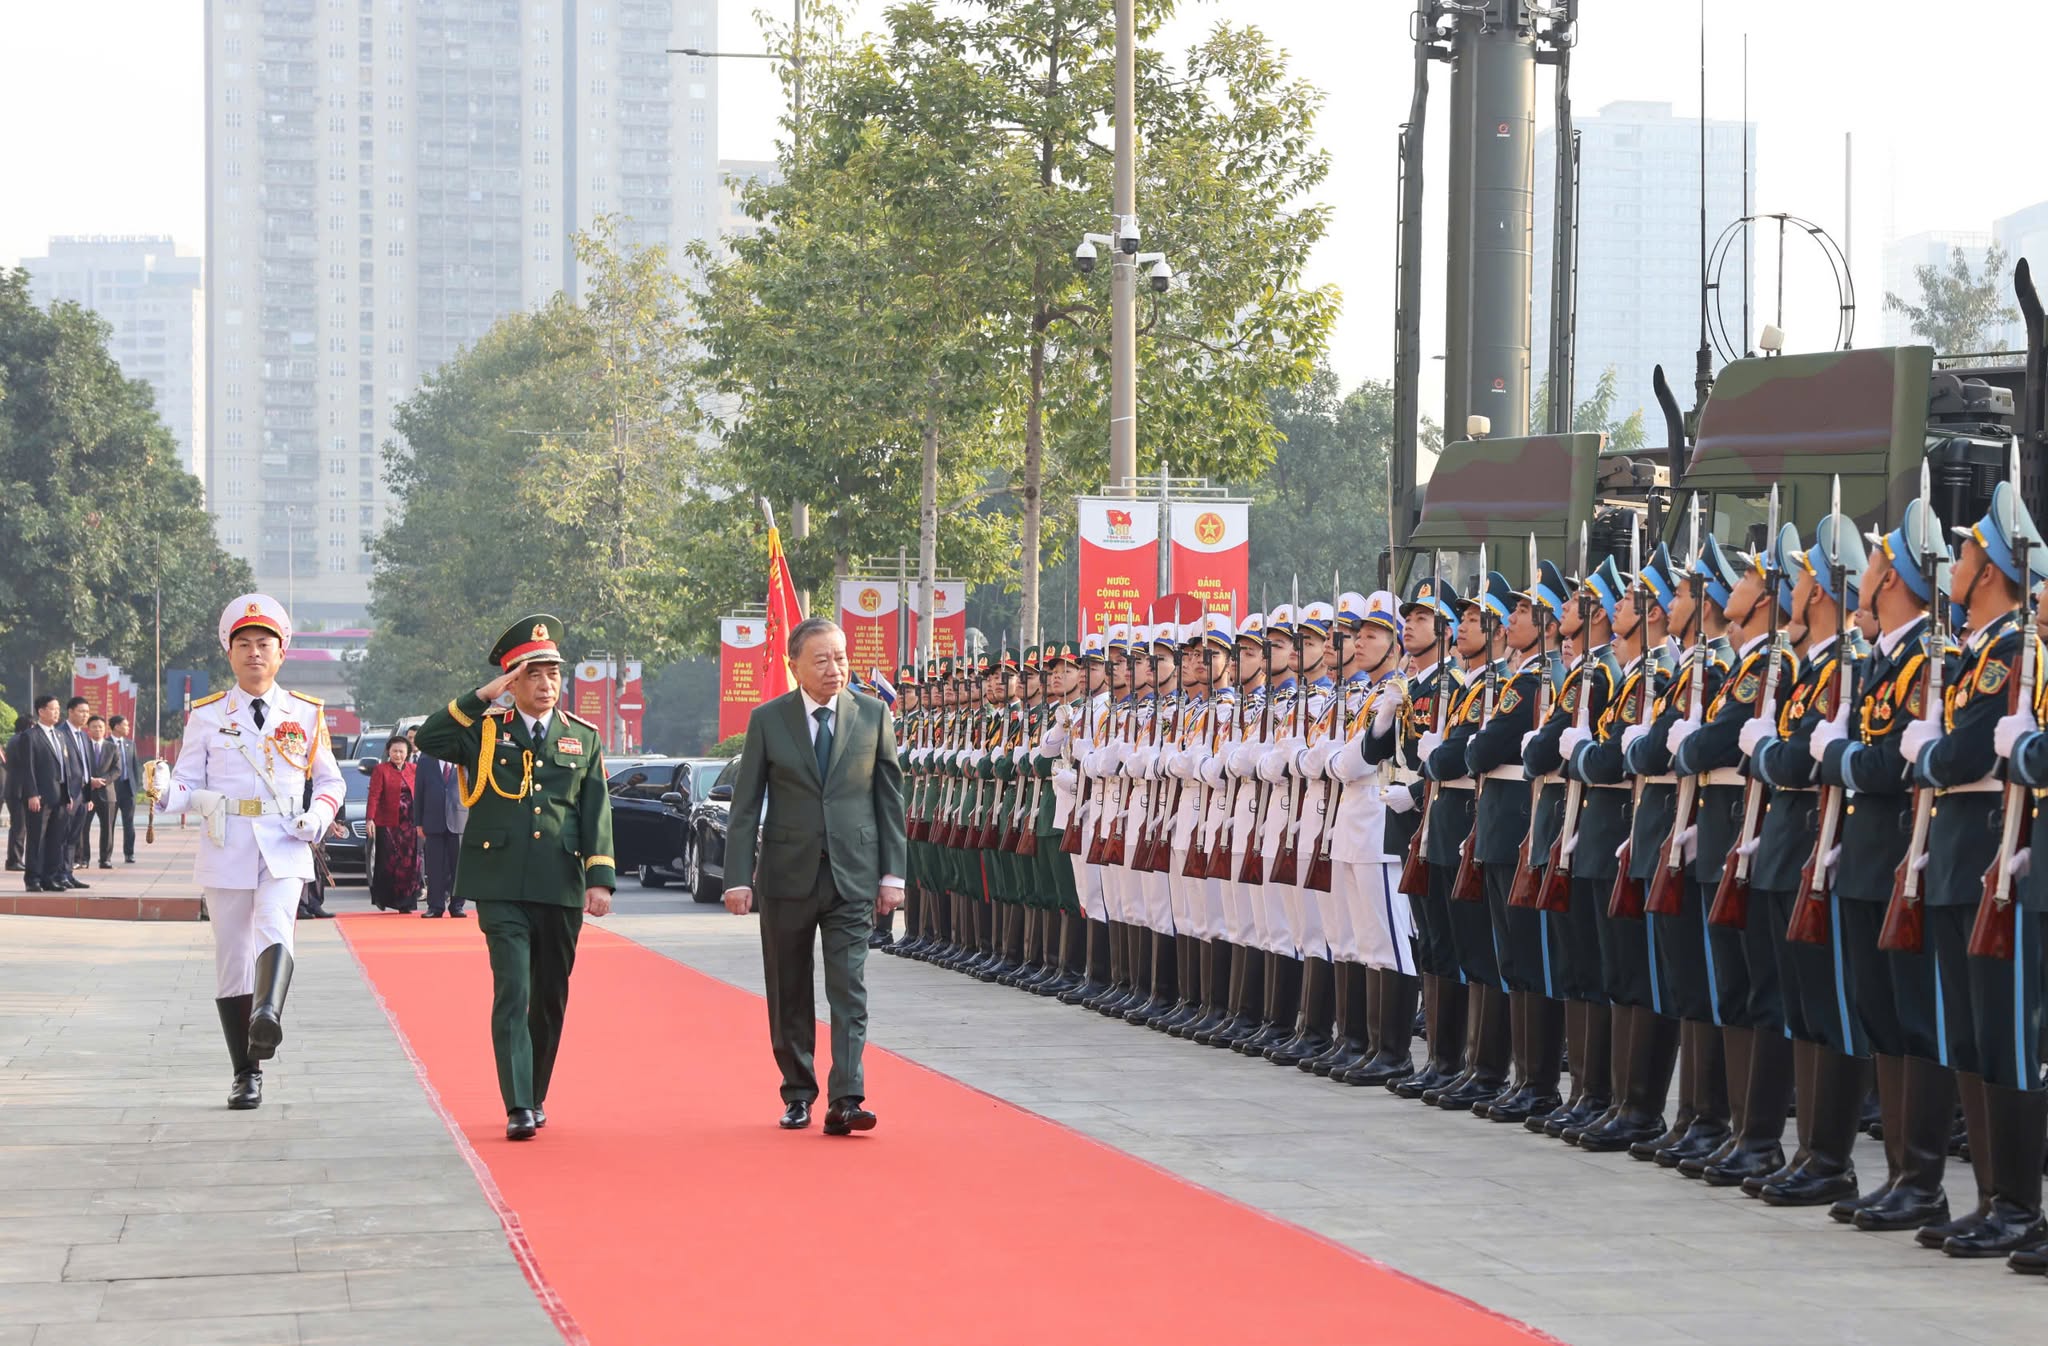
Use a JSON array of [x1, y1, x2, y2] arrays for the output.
[[415, 615, 616, 1141]]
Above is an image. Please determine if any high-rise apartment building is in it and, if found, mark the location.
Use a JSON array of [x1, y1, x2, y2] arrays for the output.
[[207, 0, 720, 624], [716, 157, 778, 248], [1534, 101, 1754, 428], [25, 236, 206, 479]]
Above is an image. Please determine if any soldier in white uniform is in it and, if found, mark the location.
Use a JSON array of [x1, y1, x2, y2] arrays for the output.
[[148, 594, 344, 1109]]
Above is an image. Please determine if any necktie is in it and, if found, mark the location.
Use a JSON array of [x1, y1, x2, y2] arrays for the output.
[[813, 706, 834, 783], [252, 699, 267, 729]]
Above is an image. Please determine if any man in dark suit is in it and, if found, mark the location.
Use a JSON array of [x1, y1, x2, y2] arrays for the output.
[[77, 716, 120, 869], [54, 696, 94, 889], [724, 617, 908, 1136], [13, 695, 73, 892], [106, 715, 144, 864], [413, 746, 470, 917], [3, 729, 22, 871]]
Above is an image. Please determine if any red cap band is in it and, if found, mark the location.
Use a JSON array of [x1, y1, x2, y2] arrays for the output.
[[499, 638, 560, 670]]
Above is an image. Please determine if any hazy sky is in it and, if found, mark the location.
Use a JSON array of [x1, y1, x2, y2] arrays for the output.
[[6, 1, 2047, 397]]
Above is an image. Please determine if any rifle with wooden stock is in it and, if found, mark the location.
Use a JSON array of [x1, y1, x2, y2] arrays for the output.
[[1277, 574, 1340, 888], [1303, 574, 1348, 895], [1709, 485, 1787, 929], [1880, 476, 1945, 953], [1788, 478, 1855, 945], [1608, 523, 1652, 921], [1240, 580, 1291, 887], [1096, 638, 1138, 867], [1509, 532, 1552, 908], [1533, 522, 1595, 914], [1972, 521, 2035, 961], [1451, 545, 1494, 903], [1647, 495, 1706, 918], [1398, 551, 1450, 898]]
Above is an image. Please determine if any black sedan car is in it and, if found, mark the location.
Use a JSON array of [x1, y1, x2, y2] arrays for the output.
[[608, 757, 729, 899], [684, 757, 739, 904], [324, 761, 375, 880]]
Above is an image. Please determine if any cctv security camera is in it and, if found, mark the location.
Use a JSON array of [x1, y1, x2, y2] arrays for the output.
[[1147, 260, 1173, 294], [1074, 239, 1098, 275], [1117, 215, 1141, 255]]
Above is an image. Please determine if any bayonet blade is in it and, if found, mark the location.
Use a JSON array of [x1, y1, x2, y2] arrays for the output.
[[1829, 473, 1843, 565], [1527, 531, 1538, 596], [1579, 519, 1589, 583], [1767, 483, 1781, 569]]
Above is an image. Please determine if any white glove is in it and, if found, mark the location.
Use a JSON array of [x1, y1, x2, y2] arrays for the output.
[[1821, 845, 1841, 877], [146, 760, 174, 797], [1198, 755, 1226, 787], [287, 809, 326, 842], [1166, 750, 1194, 780], [1621, 723, 1650, 754], [1520, 729, 1540, 755], [1807, 713, 1847, 764], [1372, 692, 1400, 737], [2008, 846, 2032, 880], [1301, 741, 1337, 778], [1256, 748, 1291, 783], [1129, 747, 1157, 778], [1665, 716, 1702, 756], [1227, 741, 1263, 777], [1674, 824, 1697, 864], [1558, 726, 1591, 759], [1379, 785, 1416, 815], [190, 789, 227, 848], [1899, 717, 1940, 766], [1994, 710, 2035, 760], [1737, 717, 1777, 758], [1278, 733, 1307, 759], [1418, 729, 1445, 761], [1041, 726, 1070, 754], [1736, 836, 1761, 858], [1011, 746, 1028, 767], [1052, 766, 1078, 793]]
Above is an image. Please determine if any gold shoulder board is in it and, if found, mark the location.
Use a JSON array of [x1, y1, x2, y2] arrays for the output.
[[190, 690, 228, 709], [561, 709, 601, 733], [289, 690, 324, 706]]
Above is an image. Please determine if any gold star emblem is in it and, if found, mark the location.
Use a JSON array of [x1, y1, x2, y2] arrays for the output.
[[533, 622, 549, 640]]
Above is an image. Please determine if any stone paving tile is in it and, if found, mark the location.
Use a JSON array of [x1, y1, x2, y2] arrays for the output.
[[617, 909, 2036, 1346], [0, 915, 554, 1344]]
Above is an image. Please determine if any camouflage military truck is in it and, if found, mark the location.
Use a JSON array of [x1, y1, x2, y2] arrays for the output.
[[1402, 263, 2046, 575]]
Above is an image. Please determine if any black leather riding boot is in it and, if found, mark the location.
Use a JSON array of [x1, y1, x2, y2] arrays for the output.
[[1761, 1048, 1867, 1206], [247, 944, 294, 1062], [1855, 1054, 1954, 1231], [216, 995, 261, 1110]]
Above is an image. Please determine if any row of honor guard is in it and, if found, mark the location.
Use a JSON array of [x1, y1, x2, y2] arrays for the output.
[[879, 478, 2048, 1276]]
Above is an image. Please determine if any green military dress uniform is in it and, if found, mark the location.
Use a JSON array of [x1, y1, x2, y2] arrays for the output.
[[414, 614, 616, 1132]]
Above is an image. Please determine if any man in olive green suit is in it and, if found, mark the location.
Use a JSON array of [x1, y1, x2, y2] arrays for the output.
[[415, 615, 616, 1141], [724, 617, 908, 1135]]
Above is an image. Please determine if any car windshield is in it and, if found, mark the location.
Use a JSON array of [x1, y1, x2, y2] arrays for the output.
[[344, 766, 372, 802], [715, 759, 740, 791], [691, 761, 725, 795], [607, 762, 677, 800]]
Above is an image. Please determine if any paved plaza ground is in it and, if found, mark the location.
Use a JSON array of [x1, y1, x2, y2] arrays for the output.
[[1, 852, 2038, 1345]]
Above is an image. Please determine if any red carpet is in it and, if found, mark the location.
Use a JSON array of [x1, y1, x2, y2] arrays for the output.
[[341, 915, 1553, 1346]]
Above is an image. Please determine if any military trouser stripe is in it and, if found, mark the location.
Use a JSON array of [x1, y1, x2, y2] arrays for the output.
[[1932, 958, 1949, 1068], [2014, 916, 2028, 1090], [1827, 893, 1854, 1054], [1697, 886, 1723, 1029]]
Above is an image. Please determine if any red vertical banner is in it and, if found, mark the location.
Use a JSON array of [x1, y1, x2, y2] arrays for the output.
[[904, 580, 966, 661], [1077, 497, 1159, 636], [573, 661, 609, 730], [719, 617, 772, 741], [1169, 501, 1250, 618], [72, 657, 111, 717], [838, 579, 900, 677], [617, 660, 644, 753]]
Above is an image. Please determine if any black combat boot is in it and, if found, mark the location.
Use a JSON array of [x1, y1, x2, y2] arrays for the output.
[[1704, 1025, 1793, 1187], [1855, 1055, 1954, 1232], [1941, 1082, 2047, 1257], [247, 944, 294, 1063], [216, 995, 262, 1110], [1760, 1048, 1867, 1207]]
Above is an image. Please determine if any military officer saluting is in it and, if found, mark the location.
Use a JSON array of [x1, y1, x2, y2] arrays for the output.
[[150, 593, 345, 1110], [415, 615, 617, 1141]]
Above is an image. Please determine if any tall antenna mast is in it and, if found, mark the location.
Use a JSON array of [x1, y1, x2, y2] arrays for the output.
[[1742, 32, 1750, 357], [1693, 0, 1713, 414]]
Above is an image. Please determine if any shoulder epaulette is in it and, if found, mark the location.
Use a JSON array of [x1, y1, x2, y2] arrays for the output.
[[561, 709, 601, 732], [191, 690, 227, 709], [485, 707, 512, 720], [289, 690, 324, 706]]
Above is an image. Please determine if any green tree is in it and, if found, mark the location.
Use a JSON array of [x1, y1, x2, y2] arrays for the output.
[[0, 269, 246, 731], [694, 2, 1335, 642], [1885, 244, 2020, 365], [354, 224, 710, 720], [1532, 364, 1646, 453], [1249, 370, 1399, 601]]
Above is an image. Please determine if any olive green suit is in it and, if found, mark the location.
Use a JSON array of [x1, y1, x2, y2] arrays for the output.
[[415, 691, 616, 1112], [725, 688, 907, 1105]]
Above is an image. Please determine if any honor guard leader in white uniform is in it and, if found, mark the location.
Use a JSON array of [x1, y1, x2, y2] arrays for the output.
[[149, 594, 344, 1109]]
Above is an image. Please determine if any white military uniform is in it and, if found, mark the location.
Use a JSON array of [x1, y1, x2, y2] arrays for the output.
[[156, 640, 343, 998]]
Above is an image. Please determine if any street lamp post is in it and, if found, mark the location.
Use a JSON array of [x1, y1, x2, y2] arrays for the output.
[[1110, 0, 1136, 498]]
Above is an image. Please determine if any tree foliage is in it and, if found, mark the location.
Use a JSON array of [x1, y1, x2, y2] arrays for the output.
[[1531, 364, 1646, 453], [693, 1, 1335, 637], [0, 269, 247, 732], [1249, 370, 1398, 601], [1886, 244, 2020, 366], [353, 224, 710, 721]]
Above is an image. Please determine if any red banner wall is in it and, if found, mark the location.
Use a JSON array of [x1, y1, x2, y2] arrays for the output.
[[719, 618, 773, 741], [617, 660, 644, 753], [1077, 498, 1158, 636], [572, 662, 610, 737], [838, 579, 902, 679], [1169, 501, 1250, 619], [72, 657, 111, 717], [909, 580, 967, 662]]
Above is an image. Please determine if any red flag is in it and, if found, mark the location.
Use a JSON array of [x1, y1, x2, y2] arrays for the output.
[[763, 524, 802, 699]]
